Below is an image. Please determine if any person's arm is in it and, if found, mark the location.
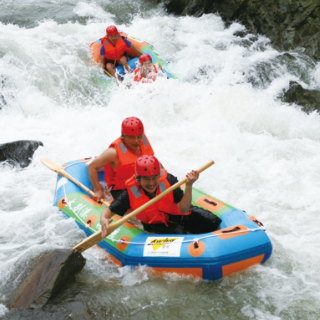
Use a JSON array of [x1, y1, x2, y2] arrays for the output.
[[99, 55, 106, 70], [87, 148, 118, 201], [123, 38, 143, 56], [177, 170, 199, 213], [156, 63, 163, 71], [99, 45, 106, 70], [100, 190, 131, 238], [130, 44, 143, 56], [100, 207, 115, 238]]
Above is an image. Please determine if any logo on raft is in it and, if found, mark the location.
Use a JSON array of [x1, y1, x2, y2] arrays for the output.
[[144, 237, 184, 257]]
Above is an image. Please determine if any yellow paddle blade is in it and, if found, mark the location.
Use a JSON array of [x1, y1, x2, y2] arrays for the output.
[[41, 157, 110, 208], [41, 157, 64, 174]]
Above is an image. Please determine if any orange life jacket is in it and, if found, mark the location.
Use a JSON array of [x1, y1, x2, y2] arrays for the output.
[[104, 134, 154, 190], [134, 65, 158, 82], [101, 35, 128, 62], [126, 170, 190, 225]]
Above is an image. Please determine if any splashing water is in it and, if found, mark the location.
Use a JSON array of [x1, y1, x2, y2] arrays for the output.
[[1, 0, 320, 319]]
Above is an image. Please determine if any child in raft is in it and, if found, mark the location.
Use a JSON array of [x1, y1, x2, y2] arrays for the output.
[[133, 54, 164, 83]]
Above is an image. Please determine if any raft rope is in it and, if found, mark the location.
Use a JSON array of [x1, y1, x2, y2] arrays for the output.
[[62, 182, 68, 204], [110, 226, 266, 246], [60, 161, 267, 245]]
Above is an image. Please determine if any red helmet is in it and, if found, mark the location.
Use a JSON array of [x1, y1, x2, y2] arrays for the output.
[[135, 155, 160, 177], [106, 25, 118, 36], [121, 117, 144, 136], [139, 54, 152, 64]]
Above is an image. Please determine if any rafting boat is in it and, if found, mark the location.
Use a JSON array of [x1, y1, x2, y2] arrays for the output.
[[53, 159, 272, 280], [90, 31, 176, 81]]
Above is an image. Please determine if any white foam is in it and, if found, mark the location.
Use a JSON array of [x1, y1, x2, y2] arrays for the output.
[[1, 4, 320, 316]]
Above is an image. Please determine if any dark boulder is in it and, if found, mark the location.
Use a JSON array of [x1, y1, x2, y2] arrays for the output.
[[281, 81, 320, 113], [9, 249, 86, 310], [0, 140, 43, 168], [158, 0, 320, 61], [0, 74, 7, 109], [158, 0, 320, 114]]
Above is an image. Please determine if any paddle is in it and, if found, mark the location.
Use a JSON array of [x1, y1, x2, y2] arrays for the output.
[[41, 157, 214, 252], [73, 159, 215, 252], [41, 158, 110, 208], [104, 68, 115, 78], [10, 158, 214, 310]]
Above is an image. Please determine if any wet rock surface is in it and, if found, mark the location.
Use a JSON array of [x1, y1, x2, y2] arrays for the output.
[[0, 140, 43, 168], [159, 0, 320, 61], [9, 249, 86, 310], [281, 81, 320, 113], [158, 0, 320, 114]]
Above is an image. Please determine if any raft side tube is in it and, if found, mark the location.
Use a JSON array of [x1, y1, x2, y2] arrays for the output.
[[53, 159, 272, 280]]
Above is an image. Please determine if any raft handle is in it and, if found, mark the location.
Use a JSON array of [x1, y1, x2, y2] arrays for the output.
[[86, 220, 92, 228], [204, 198, 217, 206], [222, 226, 240, 233]]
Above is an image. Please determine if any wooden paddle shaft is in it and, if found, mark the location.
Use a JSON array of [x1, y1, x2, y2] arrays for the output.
[[73, 160, 214, 252], [104, 69, 115, 78], [40, 158, 110, 207]]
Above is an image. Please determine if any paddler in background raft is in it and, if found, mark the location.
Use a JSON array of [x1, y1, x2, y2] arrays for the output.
[[99, 25, 143, 79], [133, 53, 164, 83], [88, 117, 154, 201], [100, 155, 221, 236]]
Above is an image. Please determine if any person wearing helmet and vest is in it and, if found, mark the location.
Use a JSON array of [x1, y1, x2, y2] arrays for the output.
[[133, 54, 163, 83], [100, 155, 221, 237], [99, 25, 143, 78], [88, 117, 154, 202]]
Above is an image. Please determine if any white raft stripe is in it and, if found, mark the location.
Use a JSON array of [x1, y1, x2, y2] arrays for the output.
[[56, 177, 68, 190]]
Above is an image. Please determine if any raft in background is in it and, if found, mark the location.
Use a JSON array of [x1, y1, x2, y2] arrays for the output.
[[90, 31, 176, 81], [54, 159, 272, 280]]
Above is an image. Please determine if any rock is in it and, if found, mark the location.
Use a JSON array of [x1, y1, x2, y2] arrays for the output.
[[9, 249, 86, 310], [0, 94, 6, 109], [233, 30, 248, 38], [281, 81, 320, 113], [158, 0, 246, 19], [0, 140, 43, 168], [158, 0, 320, 61], [0, 75, 7, 109]]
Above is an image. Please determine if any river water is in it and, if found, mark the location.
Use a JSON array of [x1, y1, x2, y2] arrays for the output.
[[1, 0, 320, 319]]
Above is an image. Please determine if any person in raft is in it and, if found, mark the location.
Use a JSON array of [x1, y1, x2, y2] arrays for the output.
[[99, 25, 143, 78], [88, 117, 154, 202], [133, 53, 163, 83], [100, 155, 222, 237]]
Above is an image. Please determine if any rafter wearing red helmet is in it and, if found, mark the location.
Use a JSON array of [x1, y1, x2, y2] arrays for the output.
[[99, 25, 143, 80], [100, 155, 222, 237], [87, 117, 155, 202], [133, 54, 163, 83]]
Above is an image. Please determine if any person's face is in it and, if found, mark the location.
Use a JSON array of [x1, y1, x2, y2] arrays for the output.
[[142, 60, 152, 71], [108, 34, 117, 44], [123, 134, 143, 151], [140, 174, 160, 194]]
